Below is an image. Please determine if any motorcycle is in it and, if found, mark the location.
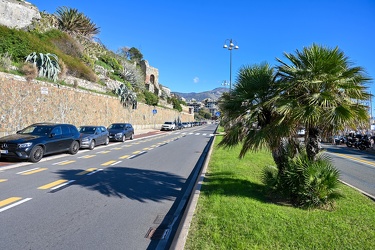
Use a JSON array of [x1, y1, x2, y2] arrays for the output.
[[357, 135, 374, 151]]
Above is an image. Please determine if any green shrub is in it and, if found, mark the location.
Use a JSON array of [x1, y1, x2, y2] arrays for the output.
[[262, 151, 343, 209], [144, 90, 159, 106], [99, 54, 123, 72]]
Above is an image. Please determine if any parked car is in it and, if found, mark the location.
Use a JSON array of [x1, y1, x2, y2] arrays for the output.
[[79, 125, 109, 150], [0, 123, 81, 163], [107, 123, 134, 142], [176, 123, 184, 130], [161, 122, 176, 131], [182, 122, 189, 128]]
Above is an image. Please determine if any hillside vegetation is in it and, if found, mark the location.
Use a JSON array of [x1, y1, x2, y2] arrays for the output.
[[0, 6, 185, 110]]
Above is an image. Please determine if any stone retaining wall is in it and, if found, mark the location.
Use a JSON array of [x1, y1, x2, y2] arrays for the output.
[[0, 72, 194, 136]]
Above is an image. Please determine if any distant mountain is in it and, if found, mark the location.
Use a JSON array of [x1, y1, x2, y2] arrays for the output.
[[172, 87, 229, 102]]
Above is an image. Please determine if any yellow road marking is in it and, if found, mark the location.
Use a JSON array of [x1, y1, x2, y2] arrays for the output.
[[0, 179, 8, 183], [143, 148, 150, 150], [21, 168, 48, 175], [98, 151, 110, 154], [334, 153, 375, 167], [81, 155, 96, 159], [132, 151, 141, 154], [38, 179, 68, 190], [76, 168, 97, 175], [101, 160, 117, 166], [0, 197, 22, 207], [119, 155, 130, 159], [58, 160, 76, 165]]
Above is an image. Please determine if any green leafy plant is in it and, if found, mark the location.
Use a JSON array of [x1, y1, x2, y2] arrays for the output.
[[55, 6, 100, 37], [114, 83, 137, 109], [25, 52, 61, 82], [144, 90, 159, 106], [262, 150, 343, 209]]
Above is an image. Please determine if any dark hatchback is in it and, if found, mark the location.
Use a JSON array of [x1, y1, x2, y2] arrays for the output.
[[107, 123, 134, 142], [0, 123, 81, 163]]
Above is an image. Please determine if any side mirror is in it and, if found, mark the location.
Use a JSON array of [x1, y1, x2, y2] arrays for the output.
[[50, 133, 56, 138]]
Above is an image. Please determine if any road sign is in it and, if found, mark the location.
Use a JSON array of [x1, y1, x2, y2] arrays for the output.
[[152, 109, 157, 115], [215, 111, 221, 117]]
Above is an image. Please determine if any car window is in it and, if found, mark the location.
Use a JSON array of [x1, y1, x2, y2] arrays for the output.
[[80, 127, 96, 134], [62, 125, 70, 135], [51, 126, 62, 136], [28, 126, 51, 135]]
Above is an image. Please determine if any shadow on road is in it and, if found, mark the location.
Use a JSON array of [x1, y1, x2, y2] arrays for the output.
[[55, 166, 185, 202]]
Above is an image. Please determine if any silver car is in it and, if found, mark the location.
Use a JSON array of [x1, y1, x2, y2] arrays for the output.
[[79, 126, 109, 150]]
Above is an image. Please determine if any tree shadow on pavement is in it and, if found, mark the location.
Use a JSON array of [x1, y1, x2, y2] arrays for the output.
[[55, 166, 185, 203]]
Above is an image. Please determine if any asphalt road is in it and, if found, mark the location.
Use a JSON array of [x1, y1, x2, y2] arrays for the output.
[[323, 143, 375, 200], [0, 124, 218, 250]]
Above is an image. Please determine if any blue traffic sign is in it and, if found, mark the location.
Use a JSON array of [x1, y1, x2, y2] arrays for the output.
[[215, 111, 221, 116], [152, 109, 157, 114]]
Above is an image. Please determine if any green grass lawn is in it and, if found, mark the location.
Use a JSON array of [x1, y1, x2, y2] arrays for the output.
[[184, 134, 375, 250]]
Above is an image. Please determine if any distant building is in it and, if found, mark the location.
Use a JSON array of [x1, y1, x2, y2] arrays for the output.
[[203, 98, 219, 117]]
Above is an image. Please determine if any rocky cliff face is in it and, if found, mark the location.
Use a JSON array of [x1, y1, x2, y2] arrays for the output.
[[0, 0, 40, 29]]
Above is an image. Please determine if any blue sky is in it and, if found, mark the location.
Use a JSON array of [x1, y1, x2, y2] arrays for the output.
[[29, 0, 375, 97]]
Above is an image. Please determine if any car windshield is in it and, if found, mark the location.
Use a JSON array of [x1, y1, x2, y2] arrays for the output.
[[79, 127, 96, 134], [109, 124, 125, 129], [19, 125, 52, 136]]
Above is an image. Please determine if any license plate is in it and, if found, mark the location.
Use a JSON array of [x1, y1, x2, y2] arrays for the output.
[[109, 136, 113, 138], [0, 150, 8, 154]]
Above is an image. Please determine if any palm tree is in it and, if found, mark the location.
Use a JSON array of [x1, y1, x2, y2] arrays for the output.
[[275, 44, 372, 160], [219, 63, 298, 174], [55, 6, 100, 37]]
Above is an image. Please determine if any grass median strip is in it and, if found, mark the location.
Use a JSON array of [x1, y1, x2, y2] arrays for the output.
[[185, 136, 375, 250]]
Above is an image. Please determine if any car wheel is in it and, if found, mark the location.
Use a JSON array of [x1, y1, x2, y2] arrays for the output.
[[105, 137, 109, 145], [69, 141, 80, 154], [29, 145, 44, 163], [130, 133, 134, 140], [122, 135, 126, 142], [89, 140, 95, 150]]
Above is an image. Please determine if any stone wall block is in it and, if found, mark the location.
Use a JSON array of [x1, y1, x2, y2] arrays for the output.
[[0, 72, 193, 136]]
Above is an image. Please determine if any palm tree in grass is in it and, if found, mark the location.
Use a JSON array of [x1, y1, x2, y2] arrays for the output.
[[55, 6, 100, 37], [275, 44, 372, 161], [219, 63, 298, 174]]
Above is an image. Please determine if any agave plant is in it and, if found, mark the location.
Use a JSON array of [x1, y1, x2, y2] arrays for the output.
[[25, 52, 61, 82], [114, 83, 137, 109]]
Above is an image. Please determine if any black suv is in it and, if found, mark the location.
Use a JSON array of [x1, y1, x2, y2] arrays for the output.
[[0, 123, 81, 163], [107, 123, 134, 142]]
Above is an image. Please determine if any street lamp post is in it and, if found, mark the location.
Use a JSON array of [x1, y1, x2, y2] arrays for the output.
[[223, 39, 239, 91]]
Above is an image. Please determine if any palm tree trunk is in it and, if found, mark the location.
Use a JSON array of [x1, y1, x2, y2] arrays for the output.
[[306, 127, 320, 161]]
